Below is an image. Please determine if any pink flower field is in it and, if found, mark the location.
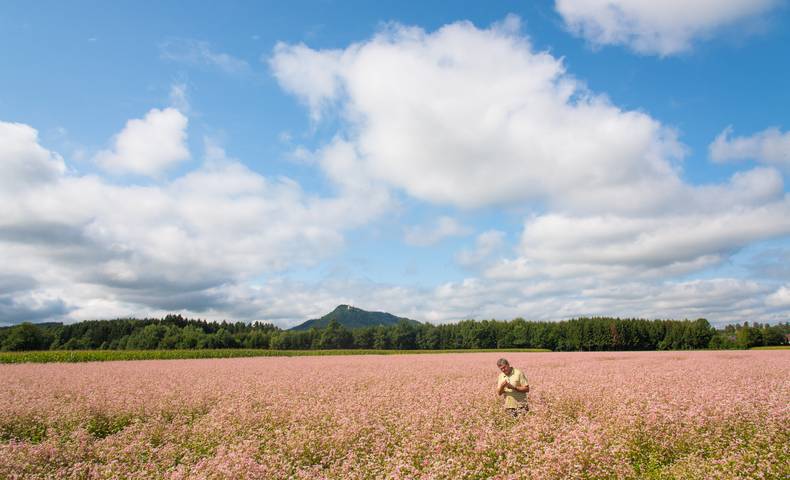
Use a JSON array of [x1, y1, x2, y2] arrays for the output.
[[1, 351, 788, 479]]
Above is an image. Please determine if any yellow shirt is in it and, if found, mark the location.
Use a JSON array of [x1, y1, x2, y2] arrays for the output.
[[498, 367, 528, 409]]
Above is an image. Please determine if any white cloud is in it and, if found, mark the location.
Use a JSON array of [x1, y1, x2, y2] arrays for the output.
[[211, 272, 782, 327], [270, 43, 345, 121], [94, 108, 190, 177], [160, 38, 250, 74], [4, 17, 790, 327], [765, 285, 790, 307], [404, 216, 471, 246], [456, 230, 506, 267], [269, 18, 790, 278], [271, 18, 685, 211], [481, 166, 790, 283], [555, 0, 779, 55], [515, 208, 784, 275], [0, 273, 71, 325], [266, 18, 790, 327], [0, 121, 66, 192], [271, 274, 774, 327], [710, 126, 790, 169], [1, 119, 392, 324]]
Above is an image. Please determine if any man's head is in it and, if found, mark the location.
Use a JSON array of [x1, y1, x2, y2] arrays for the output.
[[497, 358, 512, 375]]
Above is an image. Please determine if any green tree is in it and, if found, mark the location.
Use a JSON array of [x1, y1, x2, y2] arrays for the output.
[[316, 319, 353, 349], [1, 323, 52, 351], [214, 328, 238, 348], [176, 325, 206, 349], [390, 320, 417, 349], [243, 330, 271, 348], [372, 325, 390, 349], [760, 326, 785, 346], [125, 324, 168, 349], [735, 325, 763, 349], [709, 332, 736, 349], [352, 327, 375, 349], [687, 318, 714, 349], [416, 324, 439, 350]]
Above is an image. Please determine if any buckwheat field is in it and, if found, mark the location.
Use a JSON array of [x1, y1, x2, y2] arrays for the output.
[[2, 351, 788, 479]]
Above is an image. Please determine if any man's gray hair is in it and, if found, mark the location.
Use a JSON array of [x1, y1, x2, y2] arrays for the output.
[[496, 358, 509, 367]]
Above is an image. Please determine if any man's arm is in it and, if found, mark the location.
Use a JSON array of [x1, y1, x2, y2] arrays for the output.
[[514, 371, 529, 393], [496, 378, 508, 395], [512, 383, 529, 393]]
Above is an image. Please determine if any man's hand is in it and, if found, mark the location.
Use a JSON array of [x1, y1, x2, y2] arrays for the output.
[[496, 380, 509, 395]]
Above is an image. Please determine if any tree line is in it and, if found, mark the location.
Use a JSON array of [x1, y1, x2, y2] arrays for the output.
[[0, 315, 788, 352]]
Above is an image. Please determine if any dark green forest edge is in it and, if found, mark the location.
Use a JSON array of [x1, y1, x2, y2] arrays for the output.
[[1, 315, 788, 359]]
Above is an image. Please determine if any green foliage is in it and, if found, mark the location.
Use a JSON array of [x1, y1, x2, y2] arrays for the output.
[[0, 348, 550, 363], [736, 325, 764, 349], [390, 320, 418, 349], [0, 416, 48, 443], [315, 319, 354, 349], [2, 314, 787, 356], [0, 323, 54, 351], [709, 333, 737, 350], [85, 413, 133, 438]]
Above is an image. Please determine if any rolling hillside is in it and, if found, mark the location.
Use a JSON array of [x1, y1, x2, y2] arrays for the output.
[[289, 305, 420, 330]]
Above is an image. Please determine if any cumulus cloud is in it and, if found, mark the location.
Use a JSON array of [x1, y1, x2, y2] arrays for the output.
[[197, 272, 782, 327], [93, 108, 190, 177], [0, 274, 72, 325], [555, 0, 779, 55], [160, 38, 250, 74], [480, 165, 790, 284], [268, 16, 790, 278], [265, 18, 790, 326], [0, 291, 72, 325], [765, 285, 790, 307], [0, 119, 391, 324], [0, 121, 66, 191], [270, 43, 345, 121], [4, 17, 790, 327], [264, 274, 775, 327], [404, 216, 471, 246], [710, 126, 790, 169], [271, 17, 685, 211]]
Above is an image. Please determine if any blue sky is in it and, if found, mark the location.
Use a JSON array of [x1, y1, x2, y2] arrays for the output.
[[1, 1, 789, 327]]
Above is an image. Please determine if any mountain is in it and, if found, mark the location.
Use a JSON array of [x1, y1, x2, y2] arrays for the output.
[[289, 305, 421, 330]]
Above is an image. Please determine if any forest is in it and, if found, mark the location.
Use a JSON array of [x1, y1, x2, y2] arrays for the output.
[[1, 315, 787, 352]]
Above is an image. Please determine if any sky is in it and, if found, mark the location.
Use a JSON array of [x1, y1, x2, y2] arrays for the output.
[[1, 1, 790, 328]]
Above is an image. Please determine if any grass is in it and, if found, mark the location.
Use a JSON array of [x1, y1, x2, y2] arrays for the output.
[[750, 345, 790, 350], [0, 348, 550, 364]]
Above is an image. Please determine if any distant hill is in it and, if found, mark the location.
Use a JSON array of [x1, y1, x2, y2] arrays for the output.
[[289, 305, 420, 331]]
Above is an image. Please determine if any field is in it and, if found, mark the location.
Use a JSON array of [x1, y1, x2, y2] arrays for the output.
[[1, 351, 788, 479], [0, 348, 549, 364]]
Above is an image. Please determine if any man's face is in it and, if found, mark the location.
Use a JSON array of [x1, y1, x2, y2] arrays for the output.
[[498, 364, 512, 375]]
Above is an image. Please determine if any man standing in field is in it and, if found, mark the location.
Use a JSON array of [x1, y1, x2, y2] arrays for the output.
[[496, 358, 529, 416]]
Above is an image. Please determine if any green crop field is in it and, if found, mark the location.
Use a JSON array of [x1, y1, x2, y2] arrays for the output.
[[0, 348, 550, 364]]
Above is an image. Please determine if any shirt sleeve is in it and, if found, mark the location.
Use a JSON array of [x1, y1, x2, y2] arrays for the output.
[[518, 370, 528, 386]]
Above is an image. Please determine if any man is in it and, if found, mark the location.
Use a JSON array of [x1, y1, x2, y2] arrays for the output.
[[496, 358, 529, 416]]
